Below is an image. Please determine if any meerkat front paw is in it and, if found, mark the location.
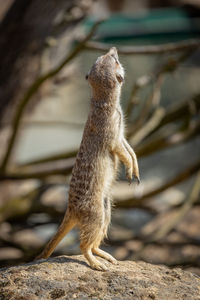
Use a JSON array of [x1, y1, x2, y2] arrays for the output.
[[129, 173, 140, 185], [128, 161, 140, 184], [122, 139, 140, 184], [127, 170, 140, 185]]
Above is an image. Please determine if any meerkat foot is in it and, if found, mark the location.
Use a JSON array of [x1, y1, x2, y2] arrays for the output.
[[83, 249, 108, 271], [92, 248, 117, 265]]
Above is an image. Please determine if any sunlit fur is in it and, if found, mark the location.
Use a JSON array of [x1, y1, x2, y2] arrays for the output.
[[36, 47, 139, 271]]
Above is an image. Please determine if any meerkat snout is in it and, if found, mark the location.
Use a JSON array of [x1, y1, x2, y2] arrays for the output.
[[108, 47, 125, 83], [108, 47, 118, 58], [86, 47, 124, 89]]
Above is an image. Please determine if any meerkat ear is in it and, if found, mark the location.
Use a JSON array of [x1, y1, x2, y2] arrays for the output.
[[116, 73, 124, 83]]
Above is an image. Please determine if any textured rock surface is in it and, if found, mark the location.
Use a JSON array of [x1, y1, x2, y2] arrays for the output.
[[0, 255, 200, 300]]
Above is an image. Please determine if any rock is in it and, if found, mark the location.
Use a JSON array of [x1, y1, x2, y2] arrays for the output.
[[0, 255, 200, 300]]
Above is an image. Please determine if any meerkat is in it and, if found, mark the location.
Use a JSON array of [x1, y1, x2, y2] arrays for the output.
[[36, 47, 140, 271]]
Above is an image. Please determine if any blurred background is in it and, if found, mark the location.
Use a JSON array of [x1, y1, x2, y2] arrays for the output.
[[0, 0, 200, 275]]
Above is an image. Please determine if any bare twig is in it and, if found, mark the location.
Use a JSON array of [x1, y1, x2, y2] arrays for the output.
[[116, 159, 200, 208], [125, 75, 151, 118], [148, 171, 200, 241], [0, 20, 102, 173], [0, 120, 84, 128], [130, 107, 165, 147], [19, 150, 77, 166], [0, 159, 74, 180], [136, 119, 200, 158], [127, 51, 195, 139], [152, 94, 200, 132], [127, 73, 164, 139], [85, 39, 200, 55]]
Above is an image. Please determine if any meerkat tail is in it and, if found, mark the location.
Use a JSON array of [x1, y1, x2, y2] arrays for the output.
[[36, 215, 75, 259]]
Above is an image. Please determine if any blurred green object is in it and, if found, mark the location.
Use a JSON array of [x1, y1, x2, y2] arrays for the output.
[[84, 8, 200, 45]]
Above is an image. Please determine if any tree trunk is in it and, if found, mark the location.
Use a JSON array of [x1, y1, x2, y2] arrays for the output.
[[0, 0, 92, 122]]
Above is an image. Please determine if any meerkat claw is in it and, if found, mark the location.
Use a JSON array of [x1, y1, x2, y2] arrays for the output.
[[133, 175, 140, 185], [128, 175, 140, 185]]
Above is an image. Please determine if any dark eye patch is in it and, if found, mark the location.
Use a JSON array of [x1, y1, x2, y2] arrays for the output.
[[116, 73, 124, 83]]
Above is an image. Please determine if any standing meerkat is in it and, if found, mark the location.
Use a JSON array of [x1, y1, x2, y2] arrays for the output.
[[36, 47, 140, 271]]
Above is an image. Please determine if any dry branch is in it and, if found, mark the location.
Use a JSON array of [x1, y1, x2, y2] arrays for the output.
[[130, 107, 165, 147], [127, 74, 164, 141], [153, 94, 200, 131], [0, 20, 102, 173], [125, 75, 151, 118], [127, 50, 196, 139], [116, 159, 200, 208], [0, 159, 74, 180], [85, 39, 200, 55], [136, 118, 200, 158], [19, 150, 77, 166], [0, 120, 84, 128], [148, 171, 200, 241]]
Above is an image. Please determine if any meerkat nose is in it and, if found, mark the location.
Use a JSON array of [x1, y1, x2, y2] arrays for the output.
[[110, 47, 117, 52], [109, 47, 118, 59]]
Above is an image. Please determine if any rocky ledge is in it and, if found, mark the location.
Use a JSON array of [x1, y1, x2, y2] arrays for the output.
[[0, 255, 200, 300]]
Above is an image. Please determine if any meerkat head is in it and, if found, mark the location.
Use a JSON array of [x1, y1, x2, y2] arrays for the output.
[[86, 47, 124, 90]]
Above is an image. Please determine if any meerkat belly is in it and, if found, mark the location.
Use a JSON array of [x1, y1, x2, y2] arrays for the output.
[[112, 108, 125, 143], [69, 149, 114, 207], [96, 152, 115, 196]]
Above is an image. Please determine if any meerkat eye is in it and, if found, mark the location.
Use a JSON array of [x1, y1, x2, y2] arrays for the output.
[[116, 73, 124, 83]]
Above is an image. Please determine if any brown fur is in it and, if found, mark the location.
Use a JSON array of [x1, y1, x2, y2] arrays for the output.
[[36, 48, 140, 271]]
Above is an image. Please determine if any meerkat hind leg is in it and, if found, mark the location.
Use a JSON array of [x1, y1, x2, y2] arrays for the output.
[[80, 220, 108, 271], [92, 197, 117, 265], [81, 244, 108, 271], [92, 247, 117, 264]]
